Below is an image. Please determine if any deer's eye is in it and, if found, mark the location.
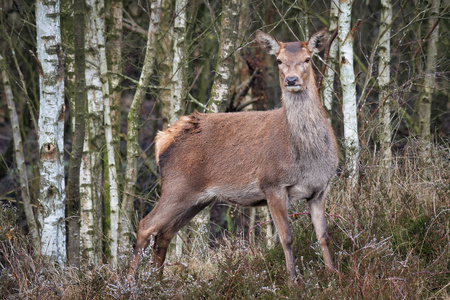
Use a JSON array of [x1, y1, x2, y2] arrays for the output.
[[277, 59, 282, 65], [305, 57, 311, 63]]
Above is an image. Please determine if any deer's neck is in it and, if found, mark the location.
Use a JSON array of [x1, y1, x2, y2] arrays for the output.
[[282, 89, 332, 158]]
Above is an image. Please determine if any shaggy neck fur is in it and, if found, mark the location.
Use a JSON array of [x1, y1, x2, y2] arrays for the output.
[[282, 88, 332, 160]]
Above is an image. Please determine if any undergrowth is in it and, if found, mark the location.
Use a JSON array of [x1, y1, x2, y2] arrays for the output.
[[0, 141, 448, 299]]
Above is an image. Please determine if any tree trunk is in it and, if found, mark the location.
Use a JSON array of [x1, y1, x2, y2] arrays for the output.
[[338, 0, 359, 184], [207, 0, 241, 112], [109, 0, 123, 144], [321, 0, 339, 122], [93, 0, 120, 266], [167, 0, 189, 259], [79, 0, 105, 264], [1, 54, 40, 252], [414, 0, 439, 142], [378, 0, 392, 164], [413, 0, 440, 178], [169, 0, 188, 125], [36, 0, 66, 264], [119, 0, 162, 250], [65, 0, 86, 265]]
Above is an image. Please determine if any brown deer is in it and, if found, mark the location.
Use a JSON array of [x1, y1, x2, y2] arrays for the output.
[[129, 29, 338, 281]]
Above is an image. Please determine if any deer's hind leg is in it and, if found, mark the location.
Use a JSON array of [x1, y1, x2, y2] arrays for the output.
[[129, 191, 211, 279]]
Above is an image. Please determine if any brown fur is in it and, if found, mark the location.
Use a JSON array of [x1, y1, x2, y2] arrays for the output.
[[129, 29, 337, 282], [155, 112, 202, 166]]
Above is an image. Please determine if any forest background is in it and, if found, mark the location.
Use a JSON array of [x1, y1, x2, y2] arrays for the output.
[[0, 0, 448, 298]]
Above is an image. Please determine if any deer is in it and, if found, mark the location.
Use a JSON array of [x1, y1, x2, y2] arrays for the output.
[[128, 28, 338, 282]]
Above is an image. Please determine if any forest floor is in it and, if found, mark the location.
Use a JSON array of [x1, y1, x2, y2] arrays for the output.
[[0, 141, 449, 299]]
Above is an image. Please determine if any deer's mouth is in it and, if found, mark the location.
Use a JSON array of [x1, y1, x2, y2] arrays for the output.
[[285, 85, 303, 92]]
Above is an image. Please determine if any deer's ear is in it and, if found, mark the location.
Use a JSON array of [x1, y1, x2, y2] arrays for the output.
[[307, 28, 329, 54], [254, 30, 280, 55]]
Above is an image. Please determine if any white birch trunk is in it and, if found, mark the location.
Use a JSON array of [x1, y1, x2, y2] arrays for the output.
[[119, 0, 162, 249], [92, 0, 120, 266], [169, 0, 188, 125], [416, 0, 440, 179], [207, 0, 241, 112], [169, 0, 188, 258], [338, 0, 359, 184], [321, 0, 339, 121], [36, 0, 66, 264], [378, 0, 392, 164], [417, 0, 439, 142], [1, 55, 41, 252], [80, 0, 105, 264], [109, 0, 123, 142]]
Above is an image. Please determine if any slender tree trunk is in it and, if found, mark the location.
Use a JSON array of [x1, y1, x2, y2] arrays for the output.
[[159, 0, 174, 129], [338, 0, 359, 184], [119, 0, 162, 249], [321, 0, 339, 122], [414, 0, 440, 177], [36, 0, 66, 264], [65, 0, 86, 264], [92, 0, 120, 266], [79, 0, 105, 264], [207, 0, 241, 112], [378, 0, 392, 164], [109, 0, 123, 143], [414, 0, 439, 142], [167, 0, 189, 258], [1, 55, 40, 252], [169, 0, 188, 125]]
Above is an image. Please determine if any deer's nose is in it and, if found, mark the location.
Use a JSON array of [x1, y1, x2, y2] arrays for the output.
[[286, 76, 298, 86]]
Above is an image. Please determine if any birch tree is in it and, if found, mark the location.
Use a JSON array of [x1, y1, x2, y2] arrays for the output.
[[66, 0, 85, 264], [109, 0, 123, 143], [119, 0, 162, 249], [169, 0, 188, 125], [36, 0, 66, 263], [1, 54, 40, 252], [92, 0, 120, 265], [169, 0, 189, 258], [378, 0, 392, 163], [207, 0, 241, 112], [338, 0, 359, 183], [414, 0, 440, 148], [321, 0, 339, 121], [79, 0, 105, 264]]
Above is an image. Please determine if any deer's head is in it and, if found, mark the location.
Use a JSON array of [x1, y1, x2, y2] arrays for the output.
[[255, 29, 329, 93]]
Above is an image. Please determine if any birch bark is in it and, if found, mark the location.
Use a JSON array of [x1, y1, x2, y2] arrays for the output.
[[414, 0, 440, 178], [65, 0, 85, 264], [207, 0, 241, 112], [36, 0, 66, 263], [79, 0, 105, 264], [109, 0, 123, 144], [169, 0, 189, 258], [338, 0, 359, 183], [321, 0, 339, 121], [169, 0, 188, 125], [119, 0, 162, 249], [91, 0, 120, 265], [378, 0, 392, 163], [415, 0, 440, 143], [1, 55, 40, 252]]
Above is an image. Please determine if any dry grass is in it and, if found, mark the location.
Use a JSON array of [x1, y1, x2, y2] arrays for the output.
[[1, 141, 448, 299]]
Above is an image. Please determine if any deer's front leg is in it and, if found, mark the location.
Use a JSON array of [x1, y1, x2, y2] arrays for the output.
[[265, 188, 296, 281]]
